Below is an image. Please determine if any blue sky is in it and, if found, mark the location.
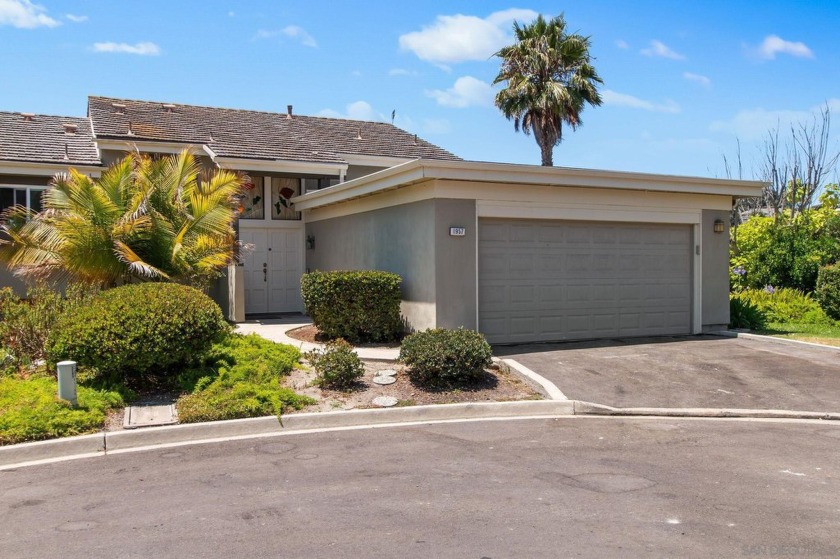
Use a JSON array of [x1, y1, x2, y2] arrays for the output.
[[2, 0, 838, 179]]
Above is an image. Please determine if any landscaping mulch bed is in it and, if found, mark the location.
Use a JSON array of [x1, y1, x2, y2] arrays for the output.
[[283, 360, 543, 412], [285, 325, 402, 348]]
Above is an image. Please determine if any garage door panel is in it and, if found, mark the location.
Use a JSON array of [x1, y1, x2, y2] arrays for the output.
[[479, 219, 692, 343]]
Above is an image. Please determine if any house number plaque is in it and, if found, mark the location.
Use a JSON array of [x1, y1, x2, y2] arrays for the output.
[[449, 227, 466, 237]]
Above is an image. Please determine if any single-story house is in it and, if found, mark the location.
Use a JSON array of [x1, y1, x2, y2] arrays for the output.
[[0, 96, 764, 344]]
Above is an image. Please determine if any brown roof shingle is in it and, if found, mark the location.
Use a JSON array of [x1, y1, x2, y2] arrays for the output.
[[88, 96, 461, 164], [0, 111, 101, 166]]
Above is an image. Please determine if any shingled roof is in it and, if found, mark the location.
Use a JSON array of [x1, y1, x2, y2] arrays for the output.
[[88, 96, 461, 164], [0, 111, 101, 166]]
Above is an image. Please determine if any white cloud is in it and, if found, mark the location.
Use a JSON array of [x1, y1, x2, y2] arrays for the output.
[[0, 0, 60, 28], [228, 11, 235, 17], [422, 118, 452, 134], [389, 68, 418, 77], [426, 76, 494, 108], [92, 42, 161, 56], [615, 39, 629, 49], [254, 29, 277, 39], [65, 13, 87, 23], [351, 70, 362, 77], [640, 40, 685, 60], [318, 101, 385, 121], [282, 25, 317, 48], [710, 99, 840, 140], [399, 8, 538, 64], [601, 89, 681, 113], [755, 35, 813, 60], [683, 72, 711, 87]]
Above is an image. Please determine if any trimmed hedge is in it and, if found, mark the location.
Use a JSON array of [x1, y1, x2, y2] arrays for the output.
[[46, 283, 230, 382], [815, 264, 840, 321], [399, 328, 492, 387], [300, 270, 403, 343]]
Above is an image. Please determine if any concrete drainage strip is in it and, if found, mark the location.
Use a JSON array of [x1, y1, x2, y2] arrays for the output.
[[2, 357, 839, 470]]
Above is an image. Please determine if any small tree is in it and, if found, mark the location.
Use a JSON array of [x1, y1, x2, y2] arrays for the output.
[[0, 150, 244, 290], [493, 14, 603, 166]]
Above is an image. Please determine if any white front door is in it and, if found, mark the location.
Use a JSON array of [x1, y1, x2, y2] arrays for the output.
[[241, 226, 303, 314]]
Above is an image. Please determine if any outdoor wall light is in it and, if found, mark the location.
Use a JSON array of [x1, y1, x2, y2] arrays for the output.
[[713, 219, 725, 233], [306, 234, 315, 250]]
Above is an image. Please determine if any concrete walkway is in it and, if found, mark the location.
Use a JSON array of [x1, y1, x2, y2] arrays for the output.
[[235, 315, 400, 360]]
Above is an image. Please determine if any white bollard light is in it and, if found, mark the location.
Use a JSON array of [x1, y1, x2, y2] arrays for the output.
[[57, 360, 78, 408]]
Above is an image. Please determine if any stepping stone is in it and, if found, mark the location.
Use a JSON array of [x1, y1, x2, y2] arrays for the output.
[[123, 404, 178, 429], [372, 375, 396, 385], [372, 396, 398, 408], [378, 369, 397, 377]]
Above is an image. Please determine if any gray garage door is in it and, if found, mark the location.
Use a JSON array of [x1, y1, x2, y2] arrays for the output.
[[479, 219, 692, 344]]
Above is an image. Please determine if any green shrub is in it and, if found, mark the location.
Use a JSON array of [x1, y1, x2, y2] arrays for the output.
[[0, 285, 97, 367], [300, 270, 403, 343], [815, 264, 840, 321], [733, 287, 830, 324], [305, 339, 365, 389], [0, 374, 123, 445], [176, 333, 313, 423], [729, 297, 767, 330], [730, 209, 840, 293], [46, 283, 230, 384], [399, 328, 492, 387]]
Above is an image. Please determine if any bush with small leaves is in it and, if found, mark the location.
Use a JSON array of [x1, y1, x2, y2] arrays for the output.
[[300, 270, 403, 343], [399, 328, 492, 388], [305, 339, 364, 390], [46, 283, 230, 384], [815, 264, 840, 321], [0, 284, 97, 368]]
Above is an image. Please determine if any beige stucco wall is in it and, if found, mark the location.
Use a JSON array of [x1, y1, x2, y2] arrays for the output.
[[702, 208, 732, 329]]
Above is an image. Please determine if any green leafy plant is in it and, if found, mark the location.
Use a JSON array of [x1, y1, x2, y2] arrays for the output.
[[46, 283, 230, 384], [728, 297, 767, 330], [0, 285, 97, 368], [399, 328, 493, 388], [815, 264, 840, 321], [0, 150, 244, 290], [176, 333, 312, 423], [0, 374, 123, 445], [733, 287, 830, 325], [305, 339, 364, 390], [300, 270, 403, 343]]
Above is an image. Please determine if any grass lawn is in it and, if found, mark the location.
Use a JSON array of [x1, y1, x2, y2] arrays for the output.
[[757, 322, 840, 347]]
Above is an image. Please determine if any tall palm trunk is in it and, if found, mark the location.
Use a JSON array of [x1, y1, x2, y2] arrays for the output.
[[540, 141, 554, 166]]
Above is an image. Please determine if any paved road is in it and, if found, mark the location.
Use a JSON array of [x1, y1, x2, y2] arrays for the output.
[[3, 417, 840, 558], [498, 335, 840, 411]]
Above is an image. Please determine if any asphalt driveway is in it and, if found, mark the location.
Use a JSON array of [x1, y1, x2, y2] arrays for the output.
[[497, 335, 840, 412]]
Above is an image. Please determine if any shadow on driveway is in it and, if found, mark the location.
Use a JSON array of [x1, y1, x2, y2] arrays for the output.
[[496, 334, 840, 412]]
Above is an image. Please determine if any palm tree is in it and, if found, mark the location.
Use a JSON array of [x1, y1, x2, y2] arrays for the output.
[[493, 14, 603, 166], [0, 150, 244, 290]]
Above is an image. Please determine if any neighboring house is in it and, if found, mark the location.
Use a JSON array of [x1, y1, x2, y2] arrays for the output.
[[0, 96, 764, 344]]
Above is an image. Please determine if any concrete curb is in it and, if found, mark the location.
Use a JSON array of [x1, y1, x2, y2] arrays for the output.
[[0, 400, 575, 468], [573, 400, 840, 420], [714, 330, 840, 352], [495, 358, 567, 401], [0, 432, 105, 466]]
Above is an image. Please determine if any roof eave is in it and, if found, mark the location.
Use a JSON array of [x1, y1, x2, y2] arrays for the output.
[[292, 159, 767, 210]]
